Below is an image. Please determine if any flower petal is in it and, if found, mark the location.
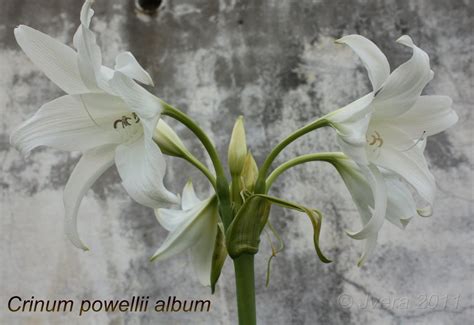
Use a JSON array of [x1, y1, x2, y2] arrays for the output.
[[371, 134, 436, 205], [14, 25, 89, 94], [325, 93, 374, 164], [181, 181, 202, 210], [155, 208, 190, 232], [151, 197, 218, 262], [191, 213, 218, 286], [115, 134, 179, 208], [109, 71, 163, 120], [392, 95, 458, 138], [64, 144, 116, 250], [333, 159, 373, 224], [72, 0, 104, 92], [384, 173, 417, 229], [358, 233, 378, 266], [115, 52, 154, 86], [372, 35, 433, 119], [10, 94, 128, 154], [336, 35, 390, 91], [345, 164, 387, 240]]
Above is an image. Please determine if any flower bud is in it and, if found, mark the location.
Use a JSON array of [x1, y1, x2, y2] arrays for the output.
[[153, 119, 189, 157], [240, 152, 258, 192], [228, 116, 247, 176]]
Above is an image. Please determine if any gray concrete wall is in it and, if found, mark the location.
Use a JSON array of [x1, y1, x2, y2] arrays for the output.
[[1, 0, 472, 324]]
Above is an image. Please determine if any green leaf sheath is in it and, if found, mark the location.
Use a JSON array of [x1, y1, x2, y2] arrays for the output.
[[226, 196, 272, 258]]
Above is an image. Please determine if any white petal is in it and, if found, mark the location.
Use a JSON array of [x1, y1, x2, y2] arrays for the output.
[[371, 135, 436, 205], [151, 197, 218, 262], [115, 52, 154, 86], [115, 134, 179, 208], [191, 220, 218, 286], [336, 35, 390, 91], [155, 208, 191, 232], [345, 164, 387, 240], [109, 71, 163, 120], [14, 25, 89, 94], [358, 233, 378, 266], [384, 173, 417, 229], [72, 2, 103, 92], [64, 144, 116, 250], [334, 159, 373, 224], [182, 181, 202, 210], [10, 94, 128, 154], [393, 95, 458, 138], [372, 35, 433, 119], [325, 93, 374, 164]]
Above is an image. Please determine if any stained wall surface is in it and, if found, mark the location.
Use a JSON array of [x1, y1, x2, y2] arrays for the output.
[[1, 0, 472, 324]]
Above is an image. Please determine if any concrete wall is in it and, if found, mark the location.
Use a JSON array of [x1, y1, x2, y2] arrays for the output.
[[1, 0, 472, 324]]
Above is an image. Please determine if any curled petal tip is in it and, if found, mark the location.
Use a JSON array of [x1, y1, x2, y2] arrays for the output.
[[345, 228, 363, 240], [417, 205, 433, 217], [396, 35, 414, 47]]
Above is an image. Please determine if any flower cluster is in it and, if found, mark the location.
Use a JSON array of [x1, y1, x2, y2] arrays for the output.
[[11, 0, 457, 292]]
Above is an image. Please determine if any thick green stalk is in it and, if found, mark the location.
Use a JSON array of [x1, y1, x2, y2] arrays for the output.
[[161, 102, 233, 228], [266, 152, 346, 191], [233, 254, 256, 325], [254, 118, 329, 193]]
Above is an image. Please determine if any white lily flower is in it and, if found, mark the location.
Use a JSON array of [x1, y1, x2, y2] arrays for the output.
[[152, 181, 219, 286], [10, 0, 178, 250], [323, 35, 457, 249], [326, 35, 458, 207], [332, 157, 417, 265]]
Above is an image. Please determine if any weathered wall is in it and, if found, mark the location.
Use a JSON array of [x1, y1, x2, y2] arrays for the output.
[[1, 0, 472, 324]]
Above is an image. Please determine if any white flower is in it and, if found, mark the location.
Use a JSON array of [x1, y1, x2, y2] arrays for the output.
[[152, 181, 219, 286], [10, 0, 178, 250], [326, 35, 458, 207], [323, 35, 457, 262]]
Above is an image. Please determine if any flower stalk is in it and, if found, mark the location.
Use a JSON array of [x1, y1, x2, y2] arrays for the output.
[[233, 254, 257, 325]]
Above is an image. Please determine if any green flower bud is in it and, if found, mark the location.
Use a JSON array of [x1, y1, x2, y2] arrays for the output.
[[228, 116, 247, 176], [240, 152, 258, 192], [153, 119, 189, 157]]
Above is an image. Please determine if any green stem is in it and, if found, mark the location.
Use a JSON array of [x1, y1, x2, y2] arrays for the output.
[[161, 102, 233, 228], [184, 153, 217, 189], [255, 118, 329, 193], [233, 254, 256, 325], [265, 152, 346, 191]]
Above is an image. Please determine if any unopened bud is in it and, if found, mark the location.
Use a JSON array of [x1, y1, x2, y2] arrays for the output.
[[240, 152, 258, 192], [228, 116, 247, 176], [153, 119, 189, 157]]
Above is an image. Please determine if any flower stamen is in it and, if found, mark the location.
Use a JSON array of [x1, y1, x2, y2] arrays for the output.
[[401, 131, 426, 152], [113, 113, 141, 129], [367, 130, 383, 147]]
